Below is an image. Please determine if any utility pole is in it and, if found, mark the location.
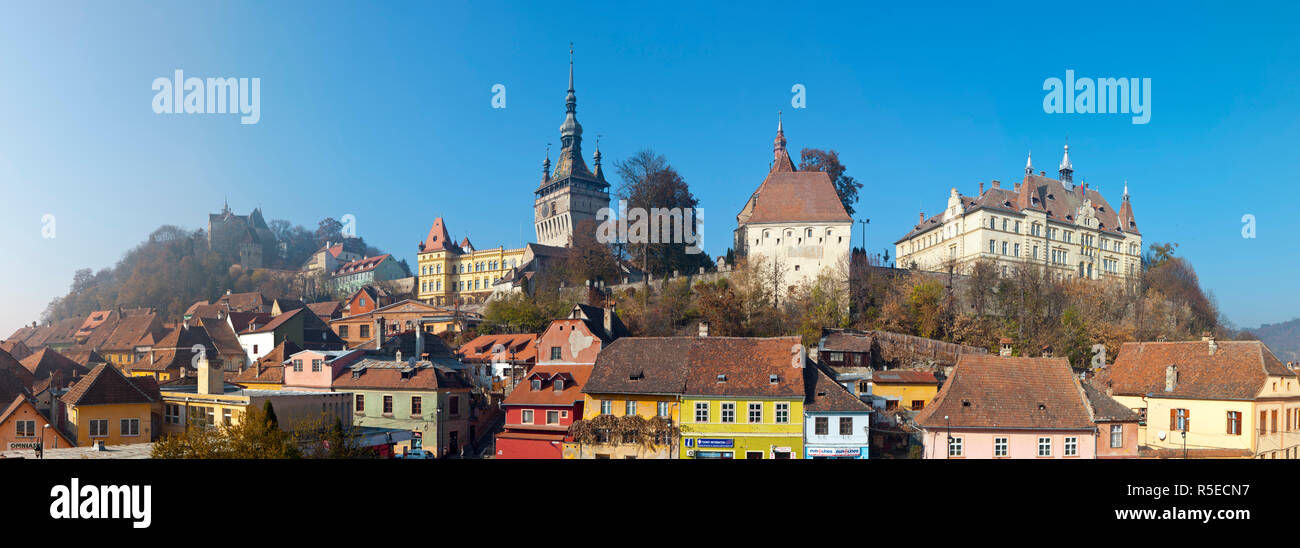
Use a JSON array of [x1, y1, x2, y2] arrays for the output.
[[858, 219, 869, 254]]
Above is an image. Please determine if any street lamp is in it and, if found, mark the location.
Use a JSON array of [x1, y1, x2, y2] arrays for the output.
[[41, 423, 51, 459]]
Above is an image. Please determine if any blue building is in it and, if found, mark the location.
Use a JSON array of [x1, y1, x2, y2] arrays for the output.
[[803, 365, 873, 459]]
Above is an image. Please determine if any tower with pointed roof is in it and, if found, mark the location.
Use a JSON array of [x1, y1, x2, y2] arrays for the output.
[[734, 115, 853, 297], [534, 45, 610, 247]]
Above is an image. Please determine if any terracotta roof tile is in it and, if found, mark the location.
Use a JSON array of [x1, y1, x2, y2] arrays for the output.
[[61, 363, 156, 406], [502, 364, 592, 407], [915, 355, 1094, 430], [1108, 340, 1292, 400], [19, 348, 90, 381]]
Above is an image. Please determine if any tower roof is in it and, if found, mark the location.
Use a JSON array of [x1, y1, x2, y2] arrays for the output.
[[419, 217, 456, 253], [771, 111, 795, 173]]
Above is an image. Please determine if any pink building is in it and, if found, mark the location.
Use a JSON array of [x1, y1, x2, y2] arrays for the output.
[[916, 355, 1109, 459], [282, 349, 365, 391]]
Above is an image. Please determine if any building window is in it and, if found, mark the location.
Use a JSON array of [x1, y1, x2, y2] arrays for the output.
[[15, 420, 35, 437], [449, 396, 461, 417], [839, 417, 852, 436], [657, 401, 670, 418], [531, 379, 542, 390], [310, 359, 322, 372], [547, 410, 559, 425], [1038, 437, 1052, 457], [382, 395, 393, 415], [550, 347, 562, 360], [911, 400, 925, 411], [411, 396, 422, 416], [775, 403, 789, 423], [1171, 408, 1189, 431], [1227, 411, 1241, 435], [1064, 437, 1078, 456], [748, 402, 762, 423], [601, 399, 613, 415], [89, 419, 109, 438], [521, 409, 533, 424], [360, 325, 370, 339], [626, 400, 637, 416], [222, 409, 233, 426], [1110, 425, 1124, 447], [165, 404, 181, 425], [695, 402, 709, 422], [994, 437, 1008, 457], [354, 394, 364, 413], [815, 416, 828, 435], [948, 436, 963, 457], [720, 402, 735, 423]]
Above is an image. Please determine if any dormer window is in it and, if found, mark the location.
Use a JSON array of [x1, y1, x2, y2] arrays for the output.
[[553, 379, 564, 391], [531, 379, 542, 391], [769, 374, 779, 384], [716, 374, 727, 383]]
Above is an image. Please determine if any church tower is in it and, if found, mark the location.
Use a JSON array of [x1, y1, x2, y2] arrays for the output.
[[534, 45, 610, 247]]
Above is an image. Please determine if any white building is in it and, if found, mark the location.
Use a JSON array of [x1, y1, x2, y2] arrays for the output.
[[803, 366, 873, 459], [894, 145, 1141, 282], [734, 119, 853, 293]]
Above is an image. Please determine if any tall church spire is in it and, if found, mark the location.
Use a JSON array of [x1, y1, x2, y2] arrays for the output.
[[1025, 151, 1033, 175], [560, 43, 582, 147]]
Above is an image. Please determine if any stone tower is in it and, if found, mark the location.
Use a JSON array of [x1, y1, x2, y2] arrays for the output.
[[534, 45, 609, 247]]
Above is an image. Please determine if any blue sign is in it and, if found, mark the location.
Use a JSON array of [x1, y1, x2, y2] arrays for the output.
[[697, 438, 734, 448]]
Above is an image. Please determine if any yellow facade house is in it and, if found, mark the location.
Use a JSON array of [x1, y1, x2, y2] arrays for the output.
[[59, 363, 161, 447], [678, 336, 808, 459], [862, 370, 940, 411], [416, 217, 525, 306], [1102, 336, 1300, 459]]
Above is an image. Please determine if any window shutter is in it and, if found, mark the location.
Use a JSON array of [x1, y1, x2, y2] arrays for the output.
[[1185, 409, 1190, 431], [1170, 409, 1175, 430]]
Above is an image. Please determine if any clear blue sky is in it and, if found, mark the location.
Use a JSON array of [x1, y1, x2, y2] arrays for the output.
[[3, 1, 1298, 336]]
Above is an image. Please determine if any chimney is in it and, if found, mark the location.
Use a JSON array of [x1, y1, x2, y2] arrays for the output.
[[414, 322, 424, 360], [226, 289, 232, 295], [1204, 332, 1218, 355], [197, 355, 223, 396], [395, 350, 402, 363], [699, 321, 709, 338], [1014, 182, 1021, 192], [978, 181, 984, 195], [918, 211, 924, 225], [603, 307, 613, 335], [1165, 365, 1178, 392], [991, 180, 1000, 189], [1039, 170, 1046, 176], [999, 338, 1013, 357], [374, 317, 386, 350]]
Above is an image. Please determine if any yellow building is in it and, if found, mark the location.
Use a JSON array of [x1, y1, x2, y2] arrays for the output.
[[569, 336, 810, 459], [59, 363, 160, 447], [1106, 338, 1300, 459], [416, 217, 526, 306], [862, 370, 941, 411]]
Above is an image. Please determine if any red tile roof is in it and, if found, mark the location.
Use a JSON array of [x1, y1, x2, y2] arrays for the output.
[[1108, 340, 1292, 400], [458, 333, 539, 363], [419, 218, 458, 253], [683, 337, 806, 398], [332, 254, 392, 277], [331, 360, 472, 391], [230, 340, 302, 385], [61, 363, 157, 407], [0, 340, 33, 361], [503, 364, 592, 407], [19, 348, 90, 381], [244, 308, 302, 335], [915, 355, 1094, 430], [805, 366, 872, 413], [99, 314, 160, 352]]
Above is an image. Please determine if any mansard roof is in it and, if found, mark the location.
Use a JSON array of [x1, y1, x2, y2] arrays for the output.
[[895, 172, 1137, 243]]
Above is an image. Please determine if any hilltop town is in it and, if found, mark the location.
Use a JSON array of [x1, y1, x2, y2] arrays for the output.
[[4, 54, 1293, 462]]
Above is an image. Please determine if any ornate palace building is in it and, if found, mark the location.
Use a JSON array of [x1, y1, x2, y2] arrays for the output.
[[894, 144, 1141, 282], [416, 217, 526, 306], [533, 47, 610, 247], [733, 117, 853, 293]]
